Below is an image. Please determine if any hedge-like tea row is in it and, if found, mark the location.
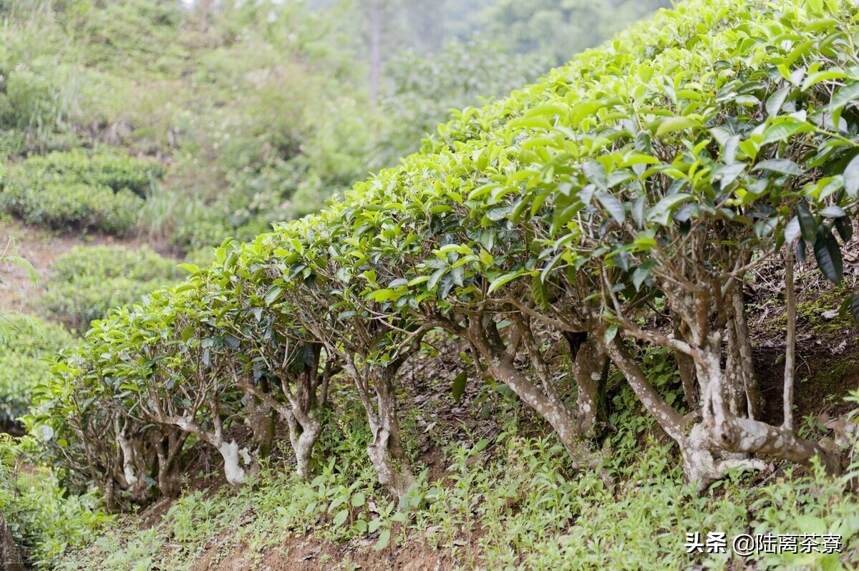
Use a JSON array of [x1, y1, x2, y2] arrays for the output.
[[29, 0, 859, 506], [0, 315, 73, 427], [38, 245, 183, 332], [0, 151, 161, 234]]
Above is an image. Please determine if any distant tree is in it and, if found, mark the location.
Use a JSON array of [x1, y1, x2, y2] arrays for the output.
[[480, 0, 671, 67], [374, 39, 540, 165]]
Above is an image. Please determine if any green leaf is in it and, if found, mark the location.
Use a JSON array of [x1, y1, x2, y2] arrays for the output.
[[820, 206, 845, 218], [761, 117, 813, 146], [647, 193, 692, 226], [632, 232, 657, 252], [765, 84, 791, 116], [487, 205, 513, 221], [177, 263, 200, 275], [596, 191, 625, 224], [374, 528, 391, 551], [351, 492, 366, 508], [367, 288, 400, 303], [801, 69, 847, 91], [632, 264, 652, 291], [427, 268, 446, 291], [813, 228, 843, 284], [714, 163, 745, 190], [264, 286, 282, 306], [180, 325, 195, 342], [655, 116, 700, 138], [796, 202, 817, 243], [827, 82, 859, 112], [834, 217, 853, 243], [583, 161, 608, 190], [487, 271, 525, 294], [734, 94, 760, 106], [451, 372, 467, 402], [333, 509, 349, 527], [603, 325, 618, 344], [478, 249, 493, 268], [843, 155, 859, 199], [753, 159, 802, 176]]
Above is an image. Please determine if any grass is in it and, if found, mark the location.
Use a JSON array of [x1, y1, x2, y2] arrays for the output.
[[56, 388, 859, 571]]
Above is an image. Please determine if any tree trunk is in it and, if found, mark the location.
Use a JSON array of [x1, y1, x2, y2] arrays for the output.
[[782, 247, 796, 430], [690, 341, 838, 487], [245, 393, 276, 458], [285, 409, 321, 480], [469, 318, 599, 470], [364, 364, 415, 503], [730, 290, 763, 419], [171, 416, 252, 487], [565, 332, 606, 437], [155, 431, 186, 497], [0, 515, 25, 571], [673, 319, 698, 409], [604, 336, 687, 442], [235, 372, 324, 480]]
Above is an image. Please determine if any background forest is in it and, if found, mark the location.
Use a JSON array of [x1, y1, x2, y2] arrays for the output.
[[0, 1, 857, 570], [1, 0, 668, 251]]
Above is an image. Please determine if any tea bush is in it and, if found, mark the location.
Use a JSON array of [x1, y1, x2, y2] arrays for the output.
[[22, 5, 859, 570], [0, 151, 161, 234], [0, 314, 73, 425], [29, 0, 859, 503], [16, 151, 162, 198], [39, 245, 181, 332]]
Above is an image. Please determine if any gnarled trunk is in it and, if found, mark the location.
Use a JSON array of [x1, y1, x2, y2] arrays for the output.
[[114, 421, 153, 502], [467, 315, 599, 470], [344, 358, 415, 503], [234, 345, 331, 480], [215, 440, 251, 485], [285, 409, 321, 479], [155, 430, 187, 497], [607, 328, 839, 490], [366, 365, 414, 502], [564, 332, 606, 437], [244, 392, 276, 458], [169, 410, 254, 487]]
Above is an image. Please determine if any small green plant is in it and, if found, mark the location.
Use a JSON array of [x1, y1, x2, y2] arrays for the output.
[[0, 435, 110, 568]]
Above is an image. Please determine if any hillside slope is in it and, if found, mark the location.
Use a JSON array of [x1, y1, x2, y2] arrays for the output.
[[6, 0, 859, 569]]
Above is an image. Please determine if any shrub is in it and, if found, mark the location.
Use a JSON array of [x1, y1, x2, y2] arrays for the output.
[[29, 0, 859, 522], [0, 314, 73, 426], [39, 245, 181, 332], [0, 435, 109, 568], [0, 151, 161, 234], [15, 151, 162, 198]]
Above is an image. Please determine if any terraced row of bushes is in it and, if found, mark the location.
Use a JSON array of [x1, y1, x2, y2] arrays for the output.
[[0, 315, 73, 428], [0, 151, 161, 235], [28, 0, 859, 512], [38, 245, 184, 332]]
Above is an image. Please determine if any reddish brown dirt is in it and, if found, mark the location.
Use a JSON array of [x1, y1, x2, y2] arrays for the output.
[[192, 532, 479, 571]]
